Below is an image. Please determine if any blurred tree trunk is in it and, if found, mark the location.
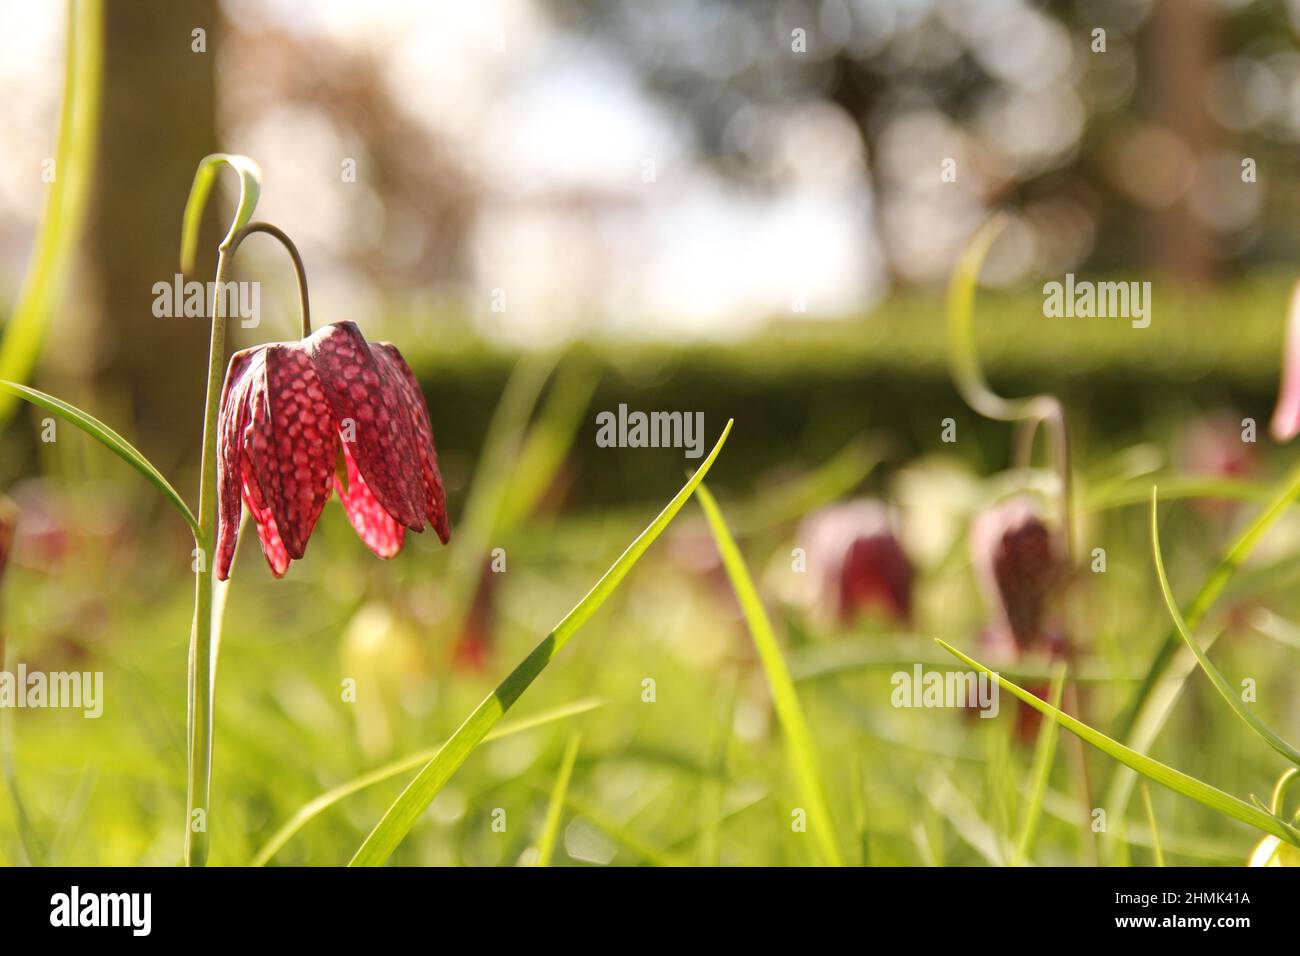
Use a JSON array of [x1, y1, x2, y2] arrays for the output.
[[1146, 0, 1215, 281], [86, 0, 220, 467]]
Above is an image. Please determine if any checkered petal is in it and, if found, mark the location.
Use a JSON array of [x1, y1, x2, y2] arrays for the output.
[[301, 322, 425, 531], [243, 345, 338, 566]]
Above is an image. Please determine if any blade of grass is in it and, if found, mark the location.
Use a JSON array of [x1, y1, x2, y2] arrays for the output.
[[0, 0, 103, 425], [1108, 460, 1300, 830], [851, 751, 870, 865], [495, 358, 597, 532], [0, 710, 45, 866], [0, 380, 198, 534], [1119, 460, 1300, 735], [1252, 610, 1300, 653], [937, 639, 1300, 847], [1151, 487, 1300, 768], [441, 352, 559, 646], [349, 421, 733, 866], [250, 698, 604, 866], [562, 795, 689, 867], [1084, 476, 1267, 513], [1140, 783, 1164, 867], [925, 769, 1006, 866], [1036, 786, 1241, 863], [791, 638, 1131, 684], [695, 482, 844, 867], [1102, 632, 1221, 863], [1012, 662, 1066, 865], [698, 670, 736, 867], [535, 733, 581, 867]]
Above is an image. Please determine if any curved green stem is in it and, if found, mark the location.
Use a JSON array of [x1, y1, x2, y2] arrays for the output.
[[227, 221, 312, 338], [181, 154, 261, 866], [947, 215, 1074, 559], [183, 245, 232, 867], [1272, 769, 1300, 820]]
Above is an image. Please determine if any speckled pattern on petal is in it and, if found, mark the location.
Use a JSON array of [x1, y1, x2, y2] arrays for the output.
[[240, 387, 291, 577], [302, 321, 425, 531], [214, 320, 451, 579], [371, 342, 450, 542], [216, 348, 265, 580], [243, 345, 337, 561], [335, 440, 405, 558]]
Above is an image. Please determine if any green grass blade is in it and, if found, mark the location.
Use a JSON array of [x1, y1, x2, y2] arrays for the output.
[[442, 352, 559, 642], [0, 0, 103, 425], [1084, 476, 1267, 513], [937, 639, 1300, 847], [925, 769, 1006, 866], [1151, 488, 1300, 768], [1013, 663, 1066, 865], [1109, 460, 1300, 825], [0, 710, 46, 866], [179, 153, 262, 272], [562, 795, 689, 867], [1272, 768, 1300, 818], [1036, 785, 1240, 862], [1140, 783, 1165, 867], [0, 379, 198, 534], [1119, 461, 1300, 738], [249, 698, 604, 866], [348, 421, 733, 866], [695, 482, 844, 867], [535, 733, 581, 867], [495, 358, 598, 532]]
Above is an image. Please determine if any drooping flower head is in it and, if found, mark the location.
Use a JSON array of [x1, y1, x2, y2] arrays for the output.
[[970, 497, 1068, 741], [798, 499, 914, 625], [216, 320, 449, 579], [970, 497, 1063, 656]]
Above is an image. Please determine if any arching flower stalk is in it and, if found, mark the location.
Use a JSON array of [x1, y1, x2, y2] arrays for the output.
[[0, 153, 456, 867], [178, 158, 449, 865], [947, 216, 1095, 856], [947, 215, 1074, 562]]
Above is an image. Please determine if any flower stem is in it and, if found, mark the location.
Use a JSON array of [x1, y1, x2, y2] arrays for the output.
[[227, 221, 312, 337], [184, 244, 233, 867]]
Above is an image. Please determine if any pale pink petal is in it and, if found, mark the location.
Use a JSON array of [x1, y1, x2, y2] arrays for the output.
[[1271, 280, 1300, 442], [215, 348, 265, 580], [335, 441, 406, 558]]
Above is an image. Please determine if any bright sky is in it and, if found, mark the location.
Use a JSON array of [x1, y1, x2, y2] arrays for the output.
[[0, 0, 884, 343]]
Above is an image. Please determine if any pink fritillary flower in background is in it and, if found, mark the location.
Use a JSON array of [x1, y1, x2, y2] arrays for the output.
[[970, 497, 1068, 742], [1270, 280, 1300, 443], [971, 497, 1064, 656], [1177, 409, 1259, 519], [798, 499, 914, 625], [216, 320, 449, 580]]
